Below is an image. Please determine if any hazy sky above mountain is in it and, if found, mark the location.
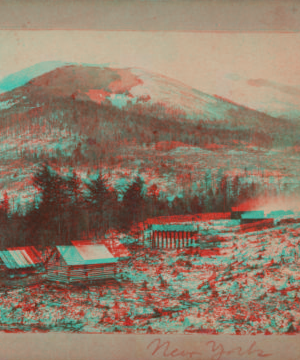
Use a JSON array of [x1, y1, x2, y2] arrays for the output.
[[1, 31, 300, 118]]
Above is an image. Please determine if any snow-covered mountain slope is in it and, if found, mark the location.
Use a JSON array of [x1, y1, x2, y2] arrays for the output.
[[0, 63, 291, 130]]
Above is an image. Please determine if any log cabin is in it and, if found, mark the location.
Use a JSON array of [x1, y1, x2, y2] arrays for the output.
[[46, 240, 131, 284]]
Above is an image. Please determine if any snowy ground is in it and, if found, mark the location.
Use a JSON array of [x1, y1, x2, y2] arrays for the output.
[[0, 220, 299, 333]]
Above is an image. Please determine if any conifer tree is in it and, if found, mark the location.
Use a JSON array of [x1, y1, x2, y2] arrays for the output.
[[147, 183, 159, 217], [121, 176, 145, 229], [190, 194, 202, 214], [32, 162, 53, 210], [1, 191, 10, 218], [32, 163, 70, 244], [86, 171, 108, 212], [86, 171, 109, 232], [231, 175, 240, 207], [68, 169, 82, 205], [171, 196, 186, 215], [67, 169, 84, 239], [220, 174, 229, 212], [0, 191, 10, 244]]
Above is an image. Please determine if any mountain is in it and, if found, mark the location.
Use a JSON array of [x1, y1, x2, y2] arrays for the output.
[[0, 63, 299, 210], [0, 63, 295, 127], [0, 63, 298, 149], [0, 61, 67, 94]]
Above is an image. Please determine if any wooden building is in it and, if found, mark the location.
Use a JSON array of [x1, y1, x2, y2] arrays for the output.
[[136, 213, 243, 249], [231, 205, 265, 221], [0, 246, 45, 288], [46, 240, 131, 284], [151, 230, 197, 249], [145, 213, 231, 230], [149, 224, 198, 249], [238, 218, 274, 233], [142, 213, 232, 249]]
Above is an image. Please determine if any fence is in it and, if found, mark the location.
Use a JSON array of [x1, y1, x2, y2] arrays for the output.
[[150, 230, 197, 249]]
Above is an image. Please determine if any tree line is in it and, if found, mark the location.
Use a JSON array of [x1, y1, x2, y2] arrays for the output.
[[0, 163, 278, 248], [2, 97, 298, 171]]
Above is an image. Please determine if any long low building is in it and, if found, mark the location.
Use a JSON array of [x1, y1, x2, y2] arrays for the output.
[[46, 240, 131, 284], [144, 213, 231, 229], [141, 213, 232, 249]]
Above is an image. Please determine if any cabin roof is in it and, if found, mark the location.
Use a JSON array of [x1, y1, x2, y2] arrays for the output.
[[146, 213, 231, 225], [0, 246, 42, 269], [57, 245, 118, 266], [151, 224, 197, 231], [241, 211, 265, 219], [71, 239, 131, 259]]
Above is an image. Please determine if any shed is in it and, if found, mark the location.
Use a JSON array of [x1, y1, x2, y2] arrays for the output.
[[240, 211, 265, 224], [46, 241, 130, 284], [0, 246, 44, 273], [0, 246, 44, 287]]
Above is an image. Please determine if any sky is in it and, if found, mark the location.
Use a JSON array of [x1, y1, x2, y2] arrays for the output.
[[1, 30, 300, 119]]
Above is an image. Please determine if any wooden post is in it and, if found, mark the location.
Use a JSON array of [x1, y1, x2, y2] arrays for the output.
[[85, 265, 88, 283]]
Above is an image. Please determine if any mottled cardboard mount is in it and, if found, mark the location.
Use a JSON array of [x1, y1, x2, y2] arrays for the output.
[[0, 1, 299, 360]]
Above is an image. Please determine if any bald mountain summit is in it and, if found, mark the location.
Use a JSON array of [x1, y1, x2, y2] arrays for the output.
[[0, 63, 297, 126]]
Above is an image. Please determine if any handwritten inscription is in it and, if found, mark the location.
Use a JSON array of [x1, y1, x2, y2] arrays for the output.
[[147, 338, 272, 360], [147, 338, 202, 358], [206, 340, 272, 360]]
